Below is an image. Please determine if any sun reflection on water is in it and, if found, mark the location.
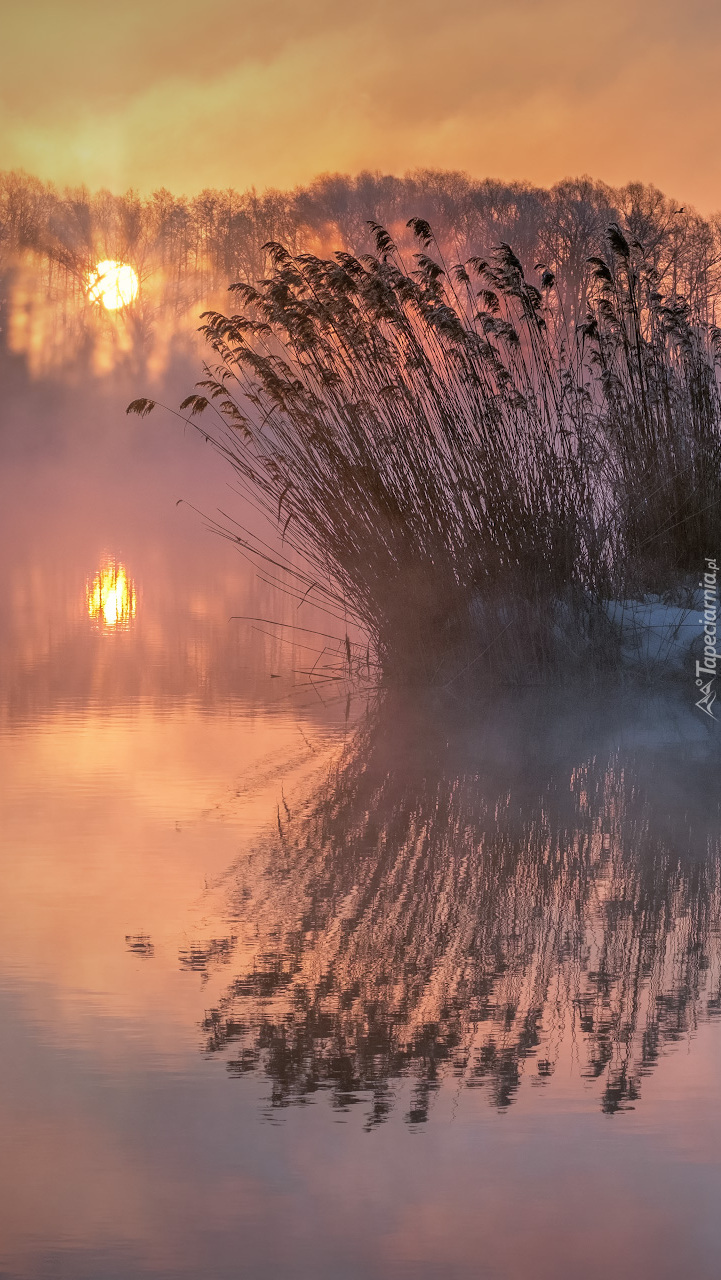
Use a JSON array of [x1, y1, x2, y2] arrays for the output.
[[87, 561, 137, 628]]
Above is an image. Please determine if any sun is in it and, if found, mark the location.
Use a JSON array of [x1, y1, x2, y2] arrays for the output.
[[87, 260, 139, 310]]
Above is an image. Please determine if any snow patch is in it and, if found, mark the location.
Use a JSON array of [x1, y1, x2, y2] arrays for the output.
[[604, 594, 703, 673]]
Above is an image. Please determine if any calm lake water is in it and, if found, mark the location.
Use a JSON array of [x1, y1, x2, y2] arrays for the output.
[[1, 375, 721, 1280]]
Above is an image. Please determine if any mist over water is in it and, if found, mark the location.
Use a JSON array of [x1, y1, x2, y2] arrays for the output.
[[1, 261, 721, 1280]]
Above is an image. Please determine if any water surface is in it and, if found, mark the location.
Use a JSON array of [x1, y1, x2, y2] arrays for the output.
[[1, 390, 721, 1280]]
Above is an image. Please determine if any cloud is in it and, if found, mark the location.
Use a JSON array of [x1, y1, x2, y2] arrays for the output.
[[2, 0, 721, 208]]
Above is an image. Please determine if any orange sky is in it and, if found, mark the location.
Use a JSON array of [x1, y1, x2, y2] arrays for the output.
[[2, 0, 721, 208]]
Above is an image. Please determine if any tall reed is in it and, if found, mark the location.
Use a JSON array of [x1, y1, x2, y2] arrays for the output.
[[130, 220, 721, 685]]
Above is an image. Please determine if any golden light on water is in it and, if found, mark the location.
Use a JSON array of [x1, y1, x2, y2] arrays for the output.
[[87, 260, 139, 310], [87, 561, 137, 628]]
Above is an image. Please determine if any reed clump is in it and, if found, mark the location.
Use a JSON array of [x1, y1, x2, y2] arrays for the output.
[[130, 220, 721, 686]]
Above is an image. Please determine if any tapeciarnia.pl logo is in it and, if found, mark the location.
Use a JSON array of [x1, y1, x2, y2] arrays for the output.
[[696, 557, 719, 719]]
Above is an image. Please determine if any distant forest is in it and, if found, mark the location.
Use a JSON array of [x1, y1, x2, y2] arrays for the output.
[[2, 168, 721, 314], [2, 168, 721, 383]]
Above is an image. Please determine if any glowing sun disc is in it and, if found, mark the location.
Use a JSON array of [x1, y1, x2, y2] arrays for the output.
[[87, 260, 139, 310]]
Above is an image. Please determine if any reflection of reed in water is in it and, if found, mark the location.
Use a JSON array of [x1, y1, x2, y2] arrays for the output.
[[195, 696, 721, 1123]]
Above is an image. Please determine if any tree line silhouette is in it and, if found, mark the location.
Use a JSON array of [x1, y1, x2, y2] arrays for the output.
[[2, 168, 721, 331]]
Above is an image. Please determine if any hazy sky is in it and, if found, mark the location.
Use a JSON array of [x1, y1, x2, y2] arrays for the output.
[[3, 0, 721, 207]]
